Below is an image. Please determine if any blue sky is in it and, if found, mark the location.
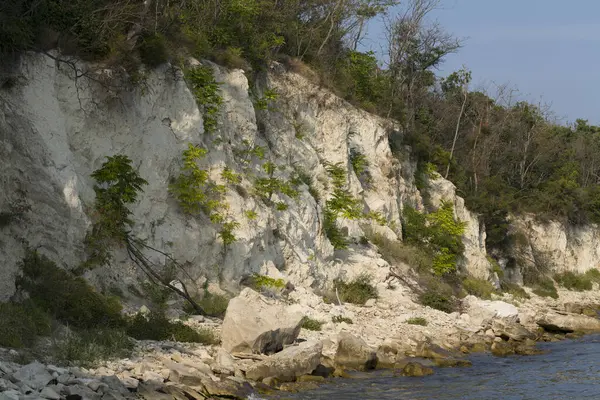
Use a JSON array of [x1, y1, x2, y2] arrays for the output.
[[363, 0, 600, 124]]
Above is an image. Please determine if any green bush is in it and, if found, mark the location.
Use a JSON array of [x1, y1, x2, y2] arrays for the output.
[[500, 281, 530, 300], [531, 277, 559, 299], [406, 317, 428, 326], [418, 288, 456, 313], [462, 277, 496, 300], [554, 271, 593, 291], [185, 66, 223, 133], [365, 230, 432, 272], [138, 33, 169, 67], [301, 317, 324, 331], [18, 251, 124, 329], [247, 274, 286, 291], [52, 328, 133, 367], [0, 301, 51, 348], [126, 312, 218, 344], [585, 269, 600, 283], [332, 316, 353, 324], [334, 274, 378, 305], [184, 292, 230, 318]]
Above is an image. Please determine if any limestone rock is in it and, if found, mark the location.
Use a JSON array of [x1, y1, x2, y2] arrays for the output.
[[334, 333, 378, 371], [491, 320, 535, 341], [462, 296, 519, 326], [11, 362, 53, 390], [201, 378, 255, 399], [245, 341, 322, 382], [398, 362, 433, 377], [491, 341, 515, 357], [221, 288, 304, 354], [40, 387, 60, 400], [537, 311, 600, 333], [213, 349, 236, 376]]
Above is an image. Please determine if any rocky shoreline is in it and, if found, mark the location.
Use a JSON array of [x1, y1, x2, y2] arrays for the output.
[[2, 284, 600, 400]]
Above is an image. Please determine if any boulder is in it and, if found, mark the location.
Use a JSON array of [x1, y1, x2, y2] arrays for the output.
[[221, 288, 304, 354], [398, 362, 433, 377], [491, 320, 535, 341], [245, 341, 322, 382], [11, 362, 53, 390], [201, 378, 255, 399], [334, 333, 378, 371], [462, 296, 519, 326], [537, 311, 600, 333], [213, 348, 236, 375], [491, 341, 515, 357]]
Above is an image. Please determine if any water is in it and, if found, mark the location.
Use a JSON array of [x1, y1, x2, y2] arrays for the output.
[[270, 335, 600, 400]]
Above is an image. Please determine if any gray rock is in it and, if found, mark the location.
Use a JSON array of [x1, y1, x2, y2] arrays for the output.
[[537, 311, 600, 333], [245, 341, 322, 382], [99, 376, 130, 396], [65, 384, 103, 400], [39, 387, 61, 400], [0, 390, 20, 400], [166, 362, 207, 387], [11, 362, 53, 390], [213, 349, 236, 375], [221, 288, 304, 354], [334, 333, 378, 371]]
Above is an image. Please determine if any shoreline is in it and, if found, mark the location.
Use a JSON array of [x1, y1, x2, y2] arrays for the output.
[[2, 285, 600, 399]]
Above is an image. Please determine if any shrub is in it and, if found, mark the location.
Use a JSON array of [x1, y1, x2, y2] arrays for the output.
[[406, 317, 428, 326], [301, 317, 324, 331], [350, 149, 369, 176], [332, 316, 353, 324], [531, 277, 559, 299], [138, 33, 169, 67], [418, 290, 456, 313], [554, 271, 593, 291], [462, 277, 496, 300], [184, 292, 229, 318], [334, 274, 378, 305], [500, 281, 530, 300], [18, 251, 124, 329], [52, 328, 133, 367], [126, 312, 218, 344], [364, 230, 432, 272], [0, 301, 51, 348], [245, 210, 258, 220], [185, 65, 223, 133], [585, 269, 600, 283]]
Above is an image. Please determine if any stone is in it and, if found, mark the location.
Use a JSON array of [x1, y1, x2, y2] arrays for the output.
[[99, 376, 130, 396], [11, 362, 53, 390], [537, 311, 600, 333], [221, 288, 304, 354], [398, 362, 433, 377], [141, 371, 164, 383], [433, 358, 472, 368], [166, 362, 207, 387], [202, 378, 255, 399], [46, 365, 68, 376], [65, 384, 102, 400], [364, 299, 376, 308], [491, 341, 515, 357], [213, 348, 236, 375], [462, 296, 519, 326], [245, 341, 322, 382], [0, 390, 20, 400], [334, 333, 378, 371], [492, 320, 535, 341], [40, 387, 61, 400]]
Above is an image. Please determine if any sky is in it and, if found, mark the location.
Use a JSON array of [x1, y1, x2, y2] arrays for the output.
[[363, 0, 600, 125]]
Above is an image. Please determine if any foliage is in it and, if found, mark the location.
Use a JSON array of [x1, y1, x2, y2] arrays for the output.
[[418, 290, 456, 313], [85, 155, 148, 266], [364, 229, 432, 272], [0, 301, 51, 348], [18, 251, 124, 329], [531, 277, 559, 299], [245, 210, 258, 220], [350, 149, 369, 176], [138, 33, 169, 67], [248, 274, 286, 290], [500, 281, 530, 300], [554, 271, 593, 292], [221, 167, 242, 185], [126, 312, 218, 344], [185, 66, 223, 134], [406, 317, 428, 326], [462, 277, 496, 300], [585, 269, 600, 283], [301, 317, 324, 331], [253, 161, 299, 210], [323, 208, 349, 250], [52, 328, 133, 367], [254, 88, 278, 111], [402, 202, 465, 275], [334, 274, 378, 305], [183, 290, 230, 317], [170, 144, 238, 245], [332, 316, 353, 324]]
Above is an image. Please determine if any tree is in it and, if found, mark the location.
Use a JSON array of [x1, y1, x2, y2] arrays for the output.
[[88, 155, 205, 314], [443, 67, 471, 178]]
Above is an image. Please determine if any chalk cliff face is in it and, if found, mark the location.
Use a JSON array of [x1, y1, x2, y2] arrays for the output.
[[0, 52, 597, 301]]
